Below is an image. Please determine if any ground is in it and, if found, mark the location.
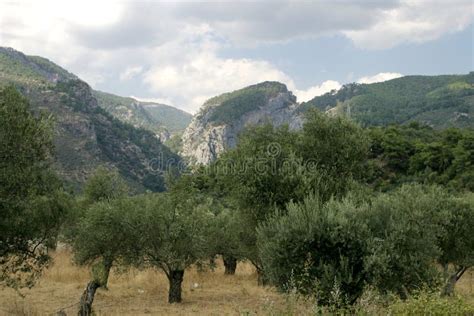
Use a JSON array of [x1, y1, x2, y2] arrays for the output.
[[0, 250, 473, 315], [0, 250, 286, 315]]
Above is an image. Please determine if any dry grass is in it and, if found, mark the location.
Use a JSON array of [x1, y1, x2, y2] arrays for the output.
[[0, 250, 287, 315], [1, 250, 473, 315], [457, 268, 474, 306]]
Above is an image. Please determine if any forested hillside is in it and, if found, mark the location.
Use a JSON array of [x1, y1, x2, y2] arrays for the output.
[[0, 47, 179, 191], [302, 73, 474, 128], [93, 90, 192, 136]]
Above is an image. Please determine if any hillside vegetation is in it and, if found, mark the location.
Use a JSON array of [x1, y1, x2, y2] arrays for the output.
[[203, 81, 295, 124], [302, 73, 474, 128], [93, 90, 192, 135]]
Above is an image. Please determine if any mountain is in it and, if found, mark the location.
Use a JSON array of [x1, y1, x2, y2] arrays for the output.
[[182, 74, 473, 165], [301, 73, 474, 129], [93, 90, 192, 140], [0, 47, 179, 192], [181, 82, 302, 164]]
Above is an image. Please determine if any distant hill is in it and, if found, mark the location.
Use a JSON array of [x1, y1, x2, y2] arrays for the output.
[[0, 47, 179, 192], [93, 90, 192, 137], [301, 73, 474, 129]]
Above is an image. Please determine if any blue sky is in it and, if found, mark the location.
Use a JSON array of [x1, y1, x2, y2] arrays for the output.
[[222, 25, 473, 88], [1, 0, 473, 113]]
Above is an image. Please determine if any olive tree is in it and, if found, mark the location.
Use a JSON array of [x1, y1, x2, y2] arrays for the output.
[[72, 197, 143, 315], [362, 184, 450, 297], [208, 207, 245, 275], [257, 194, 370, 306], [140, 192, 213, 303], [69, 167, 131, 315], [0, 86, 68, 288], [82, 166, 129, 205], [438, 193, 474, 296]]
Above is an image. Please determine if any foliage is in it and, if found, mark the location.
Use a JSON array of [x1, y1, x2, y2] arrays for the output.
[[257, 194, 370, 306], [83, 166, 129, 204], [71, 197, 143, 281], [164, 133, 184, 154], [298, 109, 369, 188], [438, 193, 474, 295], [140, 192, 213, 270], [207, 206, 246, 263], [366, 123, 474, 191], [68, 167, 131, 288], [0, 86, 68, 288], [138, 189, 213, 302], [140, 102, 192, 133], [361, 184, 450, 296], [388, 291, 474, 315]]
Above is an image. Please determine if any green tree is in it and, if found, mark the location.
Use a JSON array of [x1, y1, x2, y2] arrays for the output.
[[140, 191, 213, 303], [70, 167, 130, 315], [73, 197, 144, 315], [0, 86, 68, 288], [362, 184, 449, 297], [208, 207, 245, 275], [257, 194, 370, 306], [83, 166, 129, 204], [438, 193, 474, 296]]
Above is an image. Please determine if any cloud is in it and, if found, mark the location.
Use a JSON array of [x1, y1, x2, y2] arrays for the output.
[[120, 66, 143, 81], [345, 0, 474, 49], [357, 72, 403, 84], [142, 36, 293, 113], [172, 1, 398, 45], [293, 81, 342, 102], [61, 1, 472, 50]]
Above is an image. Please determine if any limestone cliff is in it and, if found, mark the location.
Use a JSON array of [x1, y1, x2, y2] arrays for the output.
[[181, 82, 303, 165]]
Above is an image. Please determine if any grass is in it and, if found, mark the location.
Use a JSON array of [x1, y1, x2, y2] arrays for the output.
[[0, 250, 473, 315], [0, 250, 286, 315]]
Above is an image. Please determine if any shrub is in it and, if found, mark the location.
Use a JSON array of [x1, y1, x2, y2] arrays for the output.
[[388, 291, 474, 315]]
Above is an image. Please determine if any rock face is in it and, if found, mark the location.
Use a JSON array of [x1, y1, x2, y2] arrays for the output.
[[181, 82, 303, 165]]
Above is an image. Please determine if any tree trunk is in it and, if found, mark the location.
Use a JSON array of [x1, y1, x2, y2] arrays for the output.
[[223, 256, 237, 275], [442, 266, 467, 297], [92, 258, 113, 289], [78, 280, 100, 316], [168, 270, 184, 303], [256, 267, 267, 286]]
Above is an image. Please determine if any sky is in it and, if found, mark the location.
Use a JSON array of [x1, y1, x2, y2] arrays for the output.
[[0, 0, 473, 113]]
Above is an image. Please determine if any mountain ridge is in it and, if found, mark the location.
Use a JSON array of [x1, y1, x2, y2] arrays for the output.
[[0, 47, 179, 192]]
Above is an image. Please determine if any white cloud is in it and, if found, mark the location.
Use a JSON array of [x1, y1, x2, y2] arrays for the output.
[[293, 80, 342, 102], [345, 0, 474, 49], [143, 39, 293, 113], [357, 72, 403, 84], [120, 66, 143, 81]]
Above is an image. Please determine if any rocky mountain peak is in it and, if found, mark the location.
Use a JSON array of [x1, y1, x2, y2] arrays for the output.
[[181, 81, 302, 165]]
